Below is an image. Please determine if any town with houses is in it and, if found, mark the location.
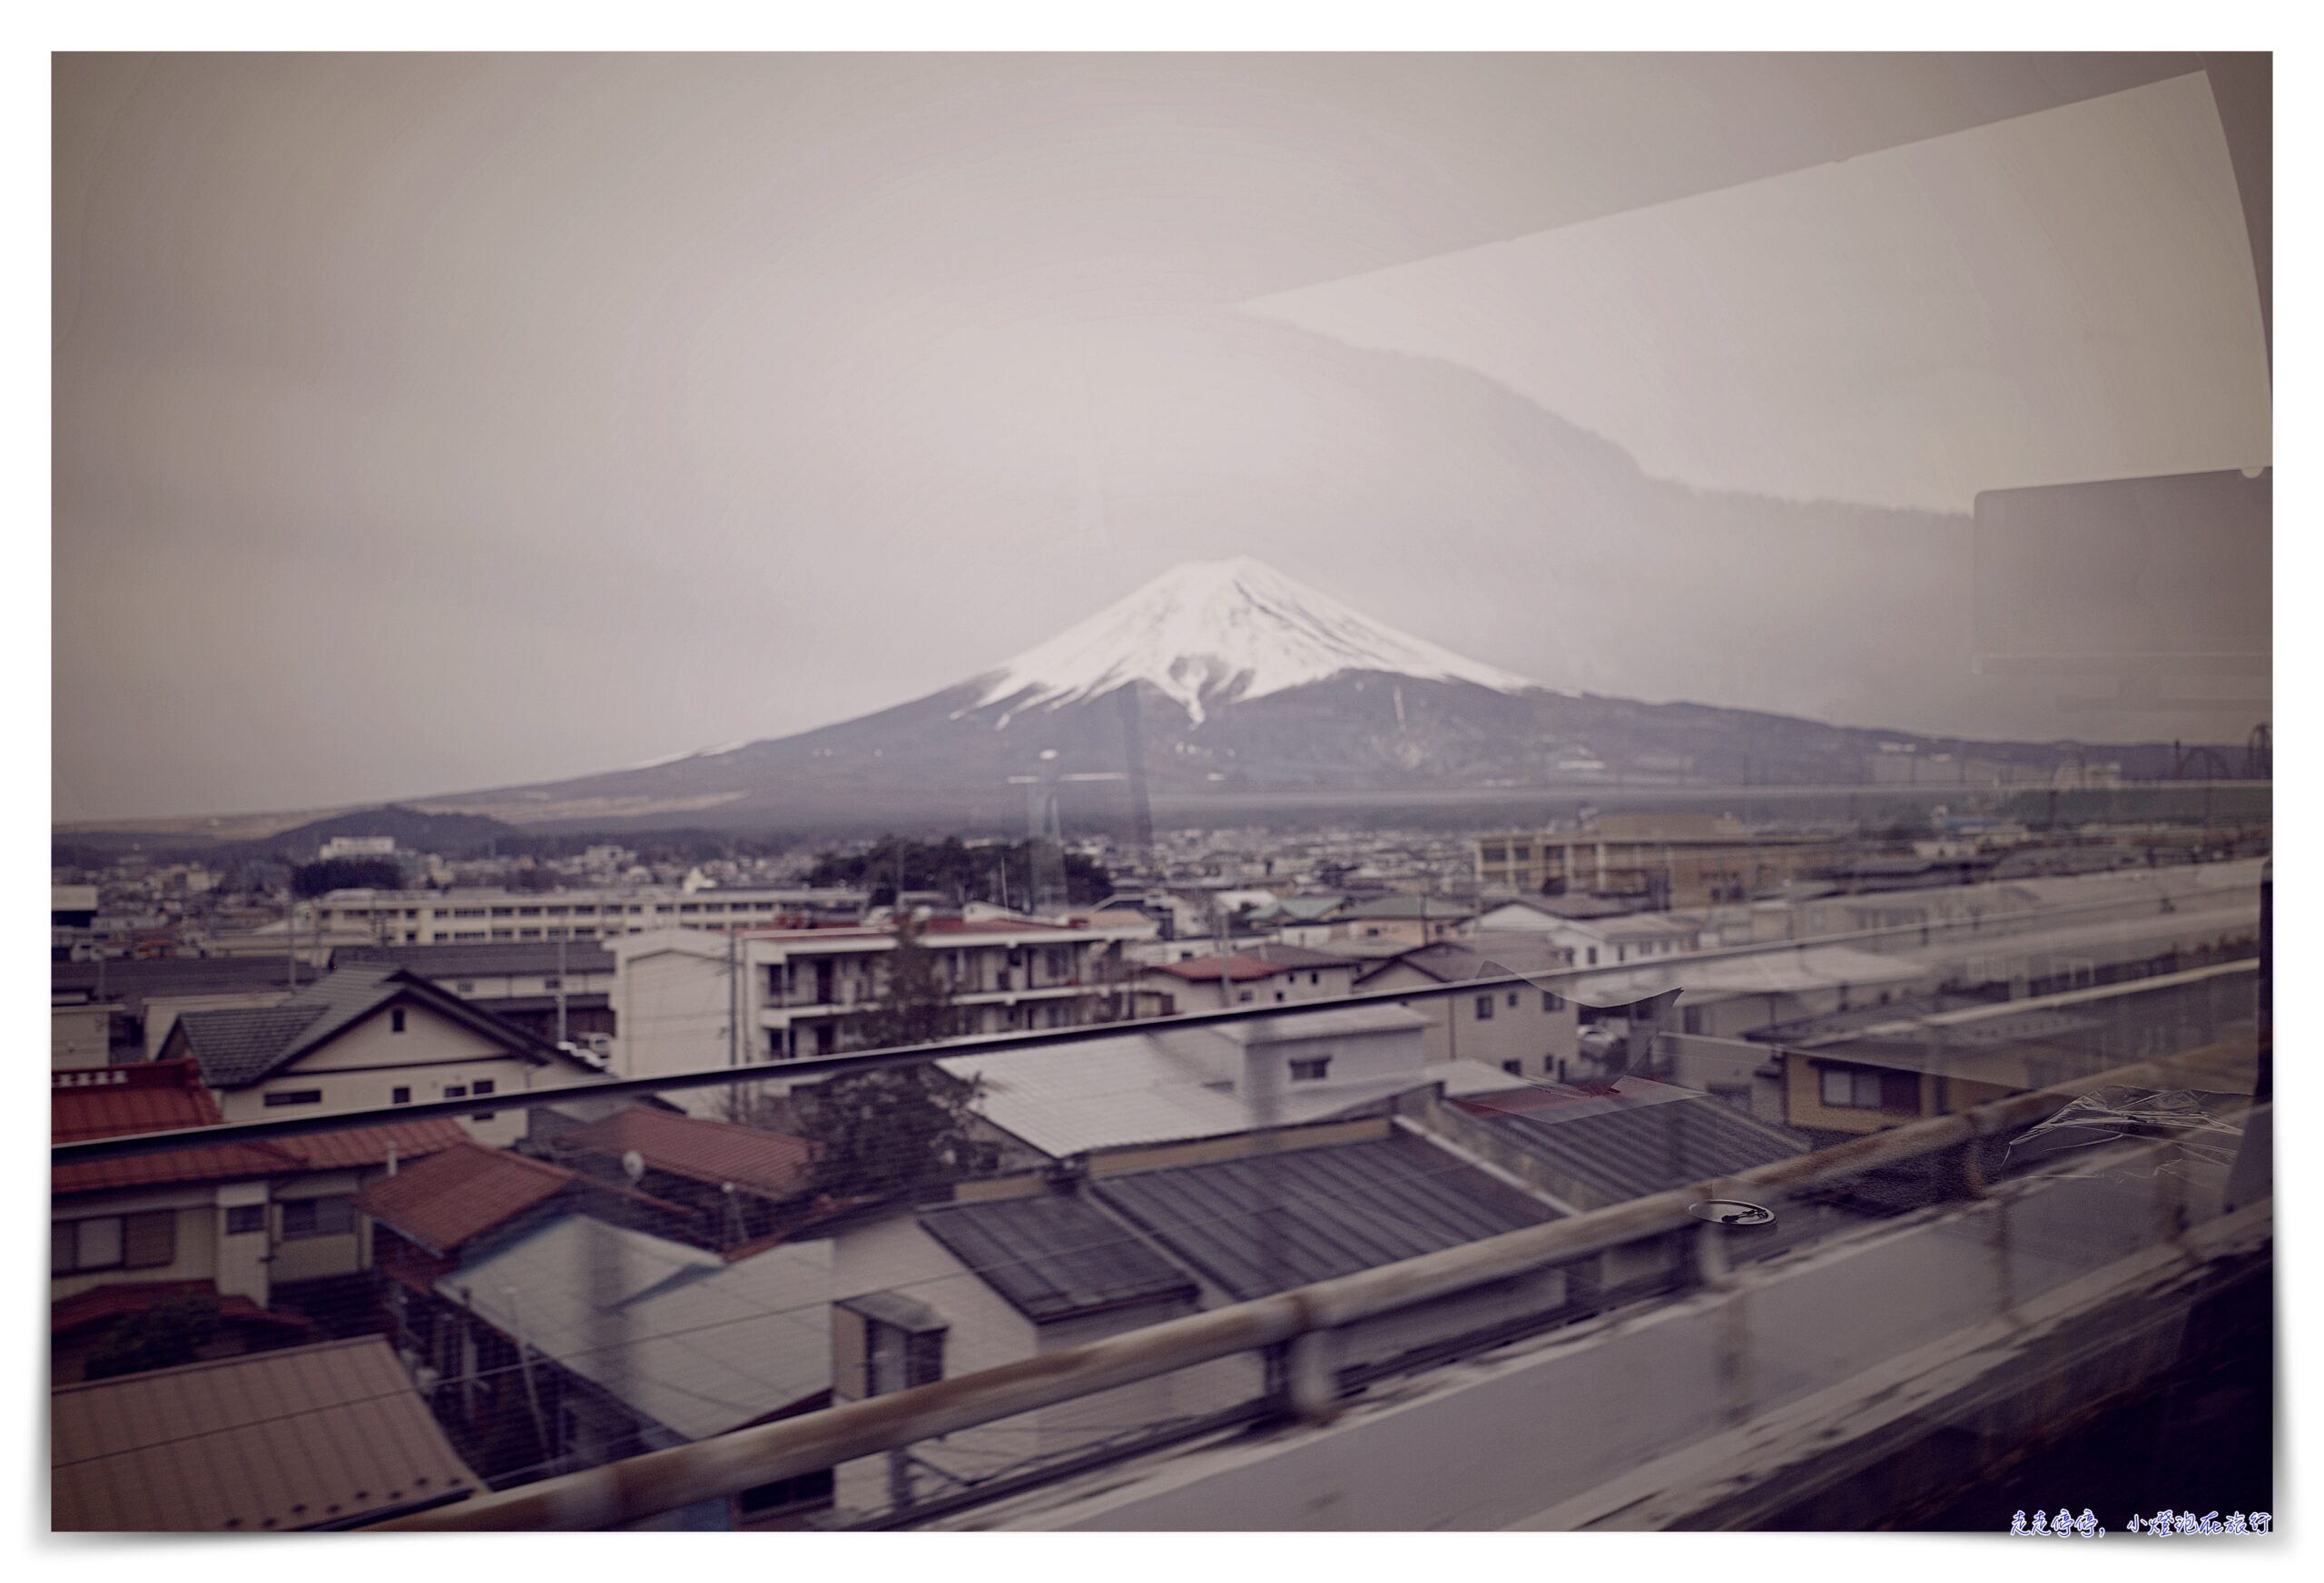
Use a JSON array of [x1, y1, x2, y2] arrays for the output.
[[49, 800, 2269, 1529]]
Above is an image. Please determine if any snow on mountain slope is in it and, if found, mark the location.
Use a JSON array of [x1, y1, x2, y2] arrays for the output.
[[970, 556, 1548, 725]]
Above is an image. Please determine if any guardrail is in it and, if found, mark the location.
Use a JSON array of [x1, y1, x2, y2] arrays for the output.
[[367, 1042, 2257, 1532]]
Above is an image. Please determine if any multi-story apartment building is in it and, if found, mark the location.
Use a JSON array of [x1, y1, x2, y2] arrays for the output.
[[303, 884, 869, 947], [1472, 816, 1843, 907], [609, 918, 1147, 1086]]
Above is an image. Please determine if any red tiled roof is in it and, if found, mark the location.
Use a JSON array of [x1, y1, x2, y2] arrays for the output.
[[51, 1061, 225, 1144], [351, 1142, 575, 1256], [51, 1279, 317, 1341], [54, 1118, 467, 1197], [555, 1106, 814, 1200]]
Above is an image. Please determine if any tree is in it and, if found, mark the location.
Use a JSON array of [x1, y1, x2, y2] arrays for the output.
[[84, 1297, 221, 1381], [807, 835, 1111, 907], [793, 916, 1000, 1197], [850, 914, 967, 1049]]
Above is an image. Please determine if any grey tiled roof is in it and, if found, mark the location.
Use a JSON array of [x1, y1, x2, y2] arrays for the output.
[[1478, 1096, 1811, 1206], [173, 962, 521, 1089], [172, 1005, 331, 1088], [918, 1194, 1197, 1324], [1092, 1133, 1557, 1302]]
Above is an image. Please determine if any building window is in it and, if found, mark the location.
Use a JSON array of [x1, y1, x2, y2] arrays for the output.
[[1586, 948, 1599, 966], [1237, 990, 1254, 1004], [390, 1086, 411, 1105], [1502, 1059, 1523, 1076], [1682, 1008, 1706, 1036], [455, 980, 475, 994], [1507, 990, 1520, 1008], [1308, 971, 1320, 985], [54, 1211, 174, 1273], [390, 1008, 407, 1034], [1474, 995, 1494, 1020], [443, 1085, 468, 1099], [1541, 991, 1563, 1012], [225, 1204, 267, 1235], [542, 977, 560, 990], [280, 1196, 356, 1240], [1820, 1067, 1887, 1109], [473, 1079, 496, 1096], [263, 1088, 323, 1107], [1288, 1057, 1332, 1082]]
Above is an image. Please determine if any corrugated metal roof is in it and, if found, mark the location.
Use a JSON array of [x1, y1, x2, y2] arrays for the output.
[[51, 956, 299, 1018], [51, 1336, 480, 1531], [918, 1194, 1197, 1323], [1468, 1093, 1812, 1207], [353, 1142, 576, 1256], [1092, 1133, 1558, 1301], [553, 1106, 814, 1199], [438, 1215, 831, 1441]]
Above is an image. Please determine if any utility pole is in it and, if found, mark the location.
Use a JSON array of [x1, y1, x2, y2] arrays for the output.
[[555, 926, 569, 1047], [726, 927, 741, 1071]]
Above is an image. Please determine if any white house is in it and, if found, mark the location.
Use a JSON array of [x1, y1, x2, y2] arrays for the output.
[[1355, 940, 1583, 1081], [159, 963, 604, 1146]]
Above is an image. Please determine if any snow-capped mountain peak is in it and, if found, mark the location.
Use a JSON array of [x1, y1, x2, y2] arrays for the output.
[[970, 556, 1543, 724]]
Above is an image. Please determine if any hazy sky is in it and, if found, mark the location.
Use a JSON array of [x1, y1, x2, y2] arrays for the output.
[[53, 54, 2270, 821]]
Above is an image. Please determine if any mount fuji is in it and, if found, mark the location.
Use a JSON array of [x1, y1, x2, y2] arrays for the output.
[[969, 556, 1548, 728], [399, 557, 2124, 834]]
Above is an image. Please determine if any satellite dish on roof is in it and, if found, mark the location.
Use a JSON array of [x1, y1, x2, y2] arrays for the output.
[[1689, 1200, 1775, 1227], [620, 1149, 645, 1183]]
